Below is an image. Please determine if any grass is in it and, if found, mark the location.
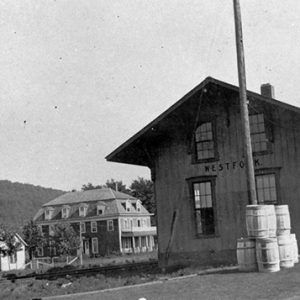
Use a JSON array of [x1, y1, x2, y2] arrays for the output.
[[1, 262, 300, 300]]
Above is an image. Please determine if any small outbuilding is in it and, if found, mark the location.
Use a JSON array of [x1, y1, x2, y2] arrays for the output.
[[106, 77, 300, 268], [0, 233, 27, 271]]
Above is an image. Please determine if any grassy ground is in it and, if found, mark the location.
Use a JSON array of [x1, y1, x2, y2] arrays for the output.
[[1, 261, 300, 300], [47, 263, 300, 300]]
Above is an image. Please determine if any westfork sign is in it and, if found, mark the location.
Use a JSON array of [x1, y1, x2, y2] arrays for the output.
[[204, 158, 262, 173]]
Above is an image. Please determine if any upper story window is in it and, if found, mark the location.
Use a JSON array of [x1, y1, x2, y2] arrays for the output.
[[188, 177, 216, 236], [137, 219, 141, 227], [255, 173, 278, 204], [80, 222, 86, 233], [249, 113, 268, 153], [194, 122, 216, 161], [79, 204, 88, 217], [91, 221, 97, 233], [49, 225, 55, 236], [107, 220, 114, 231], [44, 207, 54, 220], [61, 206, 70, 219]]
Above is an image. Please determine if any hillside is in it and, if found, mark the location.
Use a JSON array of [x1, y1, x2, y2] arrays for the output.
[[0, 180, 65, 230]]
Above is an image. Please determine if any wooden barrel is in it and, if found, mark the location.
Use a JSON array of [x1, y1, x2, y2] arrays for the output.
[[290, 233, 299, 264], [277, 234, 295, 268], [236, 238, 257, 271], [277, 235, 294, 268], [275, 205, 291, 236], [246, 205, 276, 238], [256, 237, 280, 272]]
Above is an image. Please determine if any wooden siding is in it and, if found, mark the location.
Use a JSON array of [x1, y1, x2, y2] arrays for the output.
[[153, 96, 300, 267]]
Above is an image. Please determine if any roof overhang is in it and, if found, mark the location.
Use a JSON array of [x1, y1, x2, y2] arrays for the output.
[[106, 77, 300, 166]]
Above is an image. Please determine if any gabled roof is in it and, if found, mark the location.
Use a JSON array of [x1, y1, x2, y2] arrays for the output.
[[106, 76, 300, 166], [43, 188, 136, 207], [0, 233, 27, 249]]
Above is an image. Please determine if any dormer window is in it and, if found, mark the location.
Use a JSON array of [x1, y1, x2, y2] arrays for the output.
[[97, 204, 105, 216], [79, 204, 88, 217], [61, 205, 70, 219], [136, 201, 141, 212], [44, 207, 54, 220], [126, 200, 131, 212]]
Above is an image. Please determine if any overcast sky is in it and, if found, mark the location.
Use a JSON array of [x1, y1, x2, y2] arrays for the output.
[[1, 0, 300, 191]]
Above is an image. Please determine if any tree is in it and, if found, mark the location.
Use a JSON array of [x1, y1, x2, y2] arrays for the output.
[[130, 177, 155, 214], [81, 179, 130, 194], [81, 182, 102, 191], [22, 220, 44, 260], [0, 224, 21, 257], [52, 223, 80, 257], [104, 179, 130, 194]]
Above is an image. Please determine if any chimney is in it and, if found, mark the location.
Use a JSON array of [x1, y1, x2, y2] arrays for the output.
[[260, 83, 275, 98]]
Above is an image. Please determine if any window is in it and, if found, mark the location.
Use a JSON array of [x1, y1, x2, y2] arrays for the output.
[[61, 206, 70, 219], [190, 179, 216, 235], [124, 219, 128, 229], [97, 204, 105, 215], [49, 225, 55, 236], [37, 247, 44, 257], [249, 114, 268, 153], [194, 122, 215, 161], [9, 252, 17, 264], [256, 173, 277, 204], [80, 222, 86, 233], [136, 201, 141, 212], [79, 204, 88, 217], [91, 237, 98, 254], [107, 220, 114, 231], [137, 219, 141, 227], [126, 200, 131, 212], [122, 237, 132, 249], [91, 221, 97, 233], [45, 208, 54, 220]]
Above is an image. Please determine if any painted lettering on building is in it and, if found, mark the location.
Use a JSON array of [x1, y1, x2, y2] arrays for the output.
[[204, 159, 261, 172]]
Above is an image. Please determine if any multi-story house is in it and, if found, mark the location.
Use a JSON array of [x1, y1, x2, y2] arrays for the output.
[[33, 188, 156, 258]]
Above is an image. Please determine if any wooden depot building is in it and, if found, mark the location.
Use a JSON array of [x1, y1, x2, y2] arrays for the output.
[[106, 77, 300, 268]]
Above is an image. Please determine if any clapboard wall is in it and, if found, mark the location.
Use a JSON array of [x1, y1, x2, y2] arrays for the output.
[[153, 93, 300, 267]]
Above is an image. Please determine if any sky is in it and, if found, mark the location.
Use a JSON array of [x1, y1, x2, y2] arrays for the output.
[[1, 0, 300, 191]]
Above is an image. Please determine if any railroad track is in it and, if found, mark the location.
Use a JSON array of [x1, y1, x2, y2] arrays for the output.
[[2, 260, 159, 282]]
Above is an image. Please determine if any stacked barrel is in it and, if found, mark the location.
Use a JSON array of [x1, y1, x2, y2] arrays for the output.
[[237, 204, 299, 272]]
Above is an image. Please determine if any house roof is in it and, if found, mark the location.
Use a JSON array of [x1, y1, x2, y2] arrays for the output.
[[0, 233, 27, 249], [43, 188, 136, 207], [106, 76, 300, 166], [33, 188, 151, 222]]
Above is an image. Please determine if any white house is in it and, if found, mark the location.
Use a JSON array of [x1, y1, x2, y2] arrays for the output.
[[0, 233, 27, 271]]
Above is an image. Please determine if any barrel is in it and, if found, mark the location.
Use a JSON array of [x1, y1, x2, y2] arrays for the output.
[[275, 205, 291, 236], [277, 235, 294, 268], [246, 205, 276, 238], [290, 233, 299, 263], [236, 238, 257, 271], [256, 237, 280, 272]]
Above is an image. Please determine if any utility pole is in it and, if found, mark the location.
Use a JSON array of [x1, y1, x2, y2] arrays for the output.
[[233, 0, 257, 205]]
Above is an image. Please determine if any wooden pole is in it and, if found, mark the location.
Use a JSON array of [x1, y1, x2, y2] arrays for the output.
[[233, 0, 257, 205]]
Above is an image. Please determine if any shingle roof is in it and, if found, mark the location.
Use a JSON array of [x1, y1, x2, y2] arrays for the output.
[[43, 188, 136, 206], [33, 188, 151, 222]]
